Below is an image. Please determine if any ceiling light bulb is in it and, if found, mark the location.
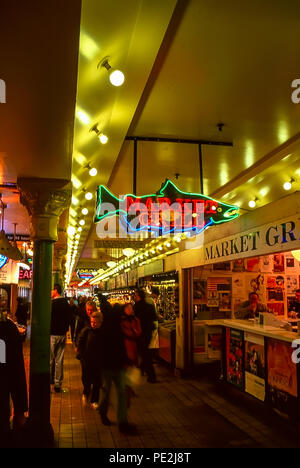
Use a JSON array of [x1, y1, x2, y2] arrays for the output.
[[85, 192, 93, 200], [77, 227, 82, 232], [79, 219, 85, 226], [89, 167, 97, 177], [107, 261, 117, 268], [98, 133, 108, 144], [109, 69, 125, 87], [283, 179, 294, 191], [67, 226, 76, 236], [82, 208, 88, 215], [248, 199, 256, 208], [75, 234, 80, 239], [123, 248, 135, 257]]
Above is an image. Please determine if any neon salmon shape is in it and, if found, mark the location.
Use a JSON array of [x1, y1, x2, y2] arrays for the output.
[[94, 179, 239, 235]]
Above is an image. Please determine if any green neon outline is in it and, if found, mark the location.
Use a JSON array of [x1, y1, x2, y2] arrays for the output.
[[94, 179, 239, 224]]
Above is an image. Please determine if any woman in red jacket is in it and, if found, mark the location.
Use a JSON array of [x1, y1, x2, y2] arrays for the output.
[[120, 303, 142, 407]]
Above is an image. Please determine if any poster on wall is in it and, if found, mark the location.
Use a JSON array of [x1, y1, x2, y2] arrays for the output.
[[193, 280, 206, 301], [266, 275, 285, 315], [226, 328, 244, 389], [244, 333, 265, 401], [260, 255, 273, 273], [273, 254, 285, 273], [246, 257, 260, 272], [285, 256, 297, 273], [246, 274, 265, 301], [207, 329, 222, 359], [267, 338, 298, 413], [207, 277, 231, 308], [232, 275, 247, 314], [219, 292, 231, 312], [232, 259, 245, 272]]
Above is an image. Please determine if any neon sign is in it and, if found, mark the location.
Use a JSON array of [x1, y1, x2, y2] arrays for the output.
[[94, 179, 239, 235], [0, 255, 8, 270], [77, 269, 97, 280]]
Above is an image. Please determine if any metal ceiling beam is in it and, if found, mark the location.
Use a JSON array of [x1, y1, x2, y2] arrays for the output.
[[126, 135, 233, 195]]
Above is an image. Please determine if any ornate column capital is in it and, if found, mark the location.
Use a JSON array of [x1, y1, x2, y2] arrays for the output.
[[17, 177, 72, 242]]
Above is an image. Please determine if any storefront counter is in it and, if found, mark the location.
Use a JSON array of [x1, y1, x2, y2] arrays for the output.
[[158, 322, 176, 366], [210, 319, 300, 419], [214, 319, 296, 343]]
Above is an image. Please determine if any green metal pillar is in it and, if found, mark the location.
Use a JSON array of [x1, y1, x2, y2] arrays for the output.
[[29, 240, 54, 442], [17, 177, 72, 448]]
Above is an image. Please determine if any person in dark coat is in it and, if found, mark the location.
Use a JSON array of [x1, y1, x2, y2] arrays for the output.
[[76, 311, 104, 409], [74, 300, 97, 346], [98, 304, 136, 433], [0, 313, 28, 447], [134, 289, 157, 383], [15, 297, 28, 327], [69, 297, 78, 343], [50, 284, 71, 392]]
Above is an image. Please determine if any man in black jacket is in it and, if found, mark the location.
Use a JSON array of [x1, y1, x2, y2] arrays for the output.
[[50, 284, 71, 392], [134, 289, 157, 383], [0, 315, 28, 447]]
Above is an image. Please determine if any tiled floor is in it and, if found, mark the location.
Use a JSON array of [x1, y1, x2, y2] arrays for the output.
[[24, 341, 300, 448]]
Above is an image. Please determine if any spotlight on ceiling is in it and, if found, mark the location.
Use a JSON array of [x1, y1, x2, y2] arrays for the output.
[[248, 197, 258, 208], [89, 123, 108, 145], [98, 56, 125, 87], [283, 178, 295, 191]]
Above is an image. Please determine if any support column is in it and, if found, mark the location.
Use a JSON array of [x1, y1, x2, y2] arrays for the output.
[[18, 177, 72, 447]]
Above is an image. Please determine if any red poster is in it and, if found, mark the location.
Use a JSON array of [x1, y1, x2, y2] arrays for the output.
[[267, 339, 297, 397], [226, 328, 244, 389]]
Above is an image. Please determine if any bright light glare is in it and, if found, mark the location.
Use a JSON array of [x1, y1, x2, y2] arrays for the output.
[[85, 192, 93, 200], [109, 69, 125, 87], [283, 181, 292, 191], [89, 167, 97, 177], [98, 133, 108, 144]]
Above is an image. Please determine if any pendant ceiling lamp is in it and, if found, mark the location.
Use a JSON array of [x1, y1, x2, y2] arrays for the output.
[[0, 196, 22, 260], [13, 223, 30, 268]]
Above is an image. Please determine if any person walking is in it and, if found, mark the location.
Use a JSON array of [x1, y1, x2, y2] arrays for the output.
[[120, 303, 142, 408], [0, 310, 28, 447], [98, 304, 136, 434], [69, 297, 78, 343], [134, 289, 157, 383], [76, 311, 104, 409], [74, 300, 97, 346], [50, 284, 71, 393]]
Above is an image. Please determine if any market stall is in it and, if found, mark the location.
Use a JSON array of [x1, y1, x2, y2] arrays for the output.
[[140, 271, 179, 366]]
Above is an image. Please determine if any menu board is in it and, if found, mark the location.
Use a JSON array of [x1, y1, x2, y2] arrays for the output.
[[226, 328, 244, 389], [244, 333, 265, 401]]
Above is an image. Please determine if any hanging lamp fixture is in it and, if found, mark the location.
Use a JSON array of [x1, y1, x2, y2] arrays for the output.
[[0, 195, 22, 260]]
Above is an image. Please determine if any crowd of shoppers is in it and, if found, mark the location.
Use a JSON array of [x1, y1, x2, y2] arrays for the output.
[[68, 288, 158, 434], [1, 285, 159, 444]]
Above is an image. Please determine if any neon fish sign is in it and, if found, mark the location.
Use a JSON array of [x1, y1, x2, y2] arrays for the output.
[[94, 179, 239, 235]]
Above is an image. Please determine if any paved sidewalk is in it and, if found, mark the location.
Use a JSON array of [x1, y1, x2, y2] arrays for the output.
[[46, 344, 300, 448]]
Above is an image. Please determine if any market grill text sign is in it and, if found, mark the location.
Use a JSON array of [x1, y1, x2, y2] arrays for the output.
[[205, 218, 300, 263], [94, 179, 239, 237]]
